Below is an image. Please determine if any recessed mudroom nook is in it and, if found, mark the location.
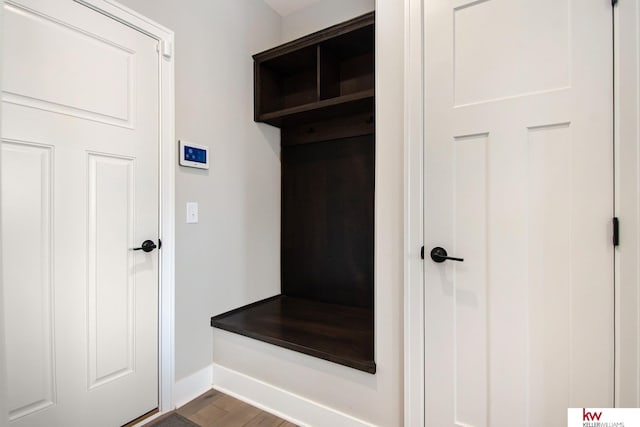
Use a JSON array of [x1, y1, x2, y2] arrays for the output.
[[211, 12, 376, 374]]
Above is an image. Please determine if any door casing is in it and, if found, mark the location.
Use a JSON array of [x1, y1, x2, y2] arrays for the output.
[[0, 0, 7, 426], [403, 0, 425, 425], [614, 0, 640, 409]]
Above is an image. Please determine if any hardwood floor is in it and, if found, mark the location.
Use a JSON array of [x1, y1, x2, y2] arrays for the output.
[[145, 389, 297, 427]]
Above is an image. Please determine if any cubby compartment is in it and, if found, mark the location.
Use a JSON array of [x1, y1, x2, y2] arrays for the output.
[[319, 25, 374, 100], [257, 45, 318, 114], [253, 12, 374, 127]]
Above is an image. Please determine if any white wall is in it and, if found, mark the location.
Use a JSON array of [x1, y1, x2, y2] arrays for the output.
[[115, 0, 282, 383], [281, 0, 375, 42], [212, 0, 405, 425]]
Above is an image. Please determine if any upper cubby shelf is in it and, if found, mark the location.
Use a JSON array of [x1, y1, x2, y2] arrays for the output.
[[253, 12, 375, 128]]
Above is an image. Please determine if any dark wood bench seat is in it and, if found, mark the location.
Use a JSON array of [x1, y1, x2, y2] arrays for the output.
[[210, 295, 375, 374]]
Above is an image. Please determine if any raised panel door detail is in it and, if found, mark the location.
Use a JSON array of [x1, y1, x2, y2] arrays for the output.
[[2, 2, 135, 127], [87, 153, 135, 388], [527, 122, 572, 426], [453, 133, 489, 427], [1, 140, 56, 420], [453, 0, 570, 106]]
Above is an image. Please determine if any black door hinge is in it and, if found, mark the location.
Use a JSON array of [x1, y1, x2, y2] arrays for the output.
[[158, 238, 162, 249], [612, 0, 618, 7], [613, 217, 620, 246], [420, 246, 425, 260]]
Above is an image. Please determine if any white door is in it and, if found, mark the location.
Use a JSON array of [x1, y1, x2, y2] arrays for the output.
[[1, 0, 160, 426], [424, 0, 613, 426]]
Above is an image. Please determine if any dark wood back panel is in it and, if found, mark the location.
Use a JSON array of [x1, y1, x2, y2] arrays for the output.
[[281, 135, 374, 308]]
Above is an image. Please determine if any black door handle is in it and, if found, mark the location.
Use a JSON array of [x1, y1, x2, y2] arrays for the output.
[[133, 240, 157, 253], [430, 247, 464, 263]]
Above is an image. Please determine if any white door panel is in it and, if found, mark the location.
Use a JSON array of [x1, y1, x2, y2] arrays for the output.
[[452, 0, 570, 107], [2, 140, 55, 420], [424, 0, 613, 426], [87, 153, 136, 389], [1, 0, 160, 425], [3, 3, 133, 125]]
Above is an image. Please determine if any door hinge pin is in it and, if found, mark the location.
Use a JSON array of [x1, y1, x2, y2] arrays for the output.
[[420, 246, 425, 260], [612, 0, 618, 7], [613, 217, 620, 247]]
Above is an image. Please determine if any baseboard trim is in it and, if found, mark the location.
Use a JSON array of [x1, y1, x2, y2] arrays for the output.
[[211, 363, 375, 427], [174, 364, 214, 409]]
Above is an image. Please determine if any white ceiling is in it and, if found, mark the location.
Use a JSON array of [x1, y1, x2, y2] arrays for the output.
[[264, 0, 323, 16]]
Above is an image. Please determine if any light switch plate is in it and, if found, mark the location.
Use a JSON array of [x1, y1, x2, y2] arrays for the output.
[[186, 202, 198, 224]]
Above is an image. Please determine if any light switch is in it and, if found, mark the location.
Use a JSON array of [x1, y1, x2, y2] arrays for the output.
[[186, 202, 198, 224]]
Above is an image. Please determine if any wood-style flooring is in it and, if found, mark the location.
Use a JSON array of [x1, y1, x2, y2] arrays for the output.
[[145, 389, 297, 427]]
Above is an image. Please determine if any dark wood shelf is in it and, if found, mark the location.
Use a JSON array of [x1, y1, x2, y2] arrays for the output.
[[257, 89, 374, 128], [254, 12, 374, 130], [210, 295, 376, 374], [253, 13, 374, 65]]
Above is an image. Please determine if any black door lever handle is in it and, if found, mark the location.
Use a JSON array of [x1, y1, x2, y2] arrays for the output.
[[133, 240, 157, 253], [430, 247, 464, 263]]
